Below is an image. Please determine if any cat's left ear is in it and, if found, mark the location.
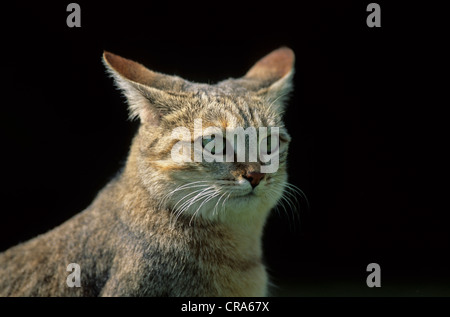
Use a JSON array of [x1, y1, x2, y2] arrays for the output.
[[102, 51, 187, 125], [241, 47, 295, 110]]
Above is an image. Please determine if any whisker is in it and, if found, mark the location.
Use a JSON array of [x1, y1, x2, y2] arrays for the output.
[[283, 182, 310, 210], [267, 182, 305, 230], [189, 191, 220, 226], [213, 191, 227, 217], [174, 187, 217, 223], [221, 192, 232, 216], [160, 181, 210, 209], [266, 188, 290, 221], [172, 187, 210, 213], [170, 187, 215, 225], [222, 192, 231, 208]]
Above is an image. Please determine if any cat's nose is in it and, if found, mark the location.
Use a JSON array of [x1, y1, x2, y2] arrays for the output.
[[243, 172, 265, 189]]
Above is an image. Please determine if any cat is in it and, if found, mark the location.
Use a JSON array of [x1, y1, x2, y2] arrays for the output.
[[0, 47, 296, 296]]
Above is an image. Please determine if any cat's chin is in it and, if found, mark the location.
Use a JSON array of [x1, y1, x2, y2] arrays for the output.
[[227, 188, 278, 210], [230, 188, 253, 197]]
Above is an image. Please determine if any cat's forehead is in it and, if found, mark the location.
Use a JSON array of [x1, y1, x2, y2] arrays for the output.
[[196, 91, 277, 128], [160, 84, 282, 130]]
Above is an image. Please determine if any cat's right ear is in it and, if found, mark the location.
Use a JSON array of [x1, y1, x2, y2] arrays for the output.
[[103, 51, 185, 125], [241, 47, 295, 111]]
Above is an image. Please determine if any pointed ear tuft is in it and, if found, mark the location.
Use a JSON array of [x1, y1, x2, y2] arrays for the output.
[[245, 47, 295, 83], [238, 47, 295, 112], [102, 51, 184, 125], [103, 51, 162, 88], [103, 51, 187, 91]]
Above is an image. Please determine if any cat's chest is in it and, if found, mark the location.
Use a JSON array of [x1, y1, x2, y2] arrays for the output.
[[180, 246, 267, 296], [132, 235, 268, 296], [124, 215, 267, 296], [162, 256, 268, 297], [207, 262, 268, 296]]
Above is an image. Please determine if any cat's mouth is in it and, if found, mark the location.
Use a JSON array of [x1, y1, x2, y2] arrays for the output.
[[226, 178, 267, 199], [232, 191, 254, 198], [228, 187, 259, 199]]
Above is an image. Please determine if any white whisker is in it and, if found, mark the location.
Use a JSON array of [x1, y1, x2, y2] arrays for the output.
[[189, 190, 220, 226], [160, 181, 210, 209], [174, 186, 218, 223]]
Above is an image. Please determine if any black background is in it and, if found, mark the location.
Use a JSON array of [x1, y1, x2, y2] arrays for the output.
[[1, 1, 448, 296]]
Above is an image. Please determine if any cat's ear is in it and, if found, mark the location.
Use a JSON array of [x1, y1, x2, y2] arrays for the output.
[[102, 51, 186, 125], [242, 47, 295, 109]]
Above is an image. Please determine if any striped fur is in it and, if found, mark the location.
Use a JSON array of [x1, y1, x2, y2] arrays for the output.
[[0, 47, 296, 296]]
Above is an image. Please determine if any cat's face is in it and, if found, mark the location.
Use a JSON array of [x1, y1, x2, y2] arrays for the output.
[[104, 48, 296, 223]]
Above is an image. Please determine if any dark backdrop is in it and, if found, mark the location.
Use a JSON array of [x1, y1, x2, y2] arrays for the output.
[[1, 1, 447, 296]]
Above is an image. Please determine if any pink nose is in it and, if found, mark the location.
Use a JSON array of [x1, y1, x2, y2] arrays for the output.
[[243, 172, 265, 189]]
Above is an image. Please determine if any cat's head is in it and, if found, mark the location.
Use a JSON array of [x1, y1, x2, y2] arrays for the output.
[[103, 48, 295, 224]]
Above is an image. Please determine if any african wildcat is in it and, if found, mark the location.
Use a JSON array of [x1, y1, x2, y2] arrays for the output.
[[0, 47, 296, 296]]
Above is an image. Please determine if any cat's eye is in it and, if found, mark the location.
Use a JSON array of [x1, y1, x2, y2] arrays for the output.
[[260, 134, 279, 155], [265, 136, 273, 154], [202, 135, 226, 155]]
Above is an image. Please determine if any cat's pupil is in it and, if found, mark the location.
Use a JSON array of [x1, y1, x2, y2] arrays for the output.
[[202, 136, 225, 155], [265, 136, 272, 154]]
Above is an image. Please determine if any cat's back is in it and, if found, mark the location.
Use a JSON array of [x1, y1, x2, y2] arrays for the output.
[[0, 224, 77, 296], [0, 198, 118, 296]]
